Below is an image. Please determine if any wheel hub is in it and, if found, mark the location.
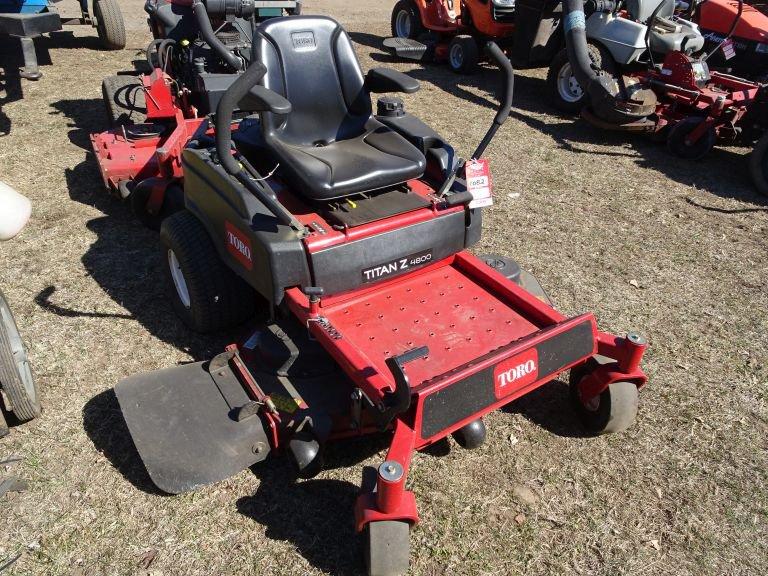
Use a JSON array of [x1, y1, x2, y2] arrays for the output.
[[168, 249, 191, 309], [558, 63, 583, 102], [395, 10, 411, 38]]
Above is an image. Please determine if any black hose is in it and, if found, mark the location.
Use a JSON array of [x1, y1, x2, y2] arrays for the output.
[[561, 0, 648, 122], [192, 0, 244, 71], [215, 63, 304, 231], [471, 42, 514, 160]]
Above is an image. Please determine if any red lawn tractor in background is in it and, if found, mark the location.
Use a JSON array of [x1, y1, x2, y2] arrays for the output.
[[692, 0, 768, 81], [385, 0, 563, 72]]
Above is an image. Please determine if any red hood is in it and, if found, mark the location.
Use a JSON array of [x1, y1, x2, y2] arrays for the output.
[[698, 0, 768, 42]]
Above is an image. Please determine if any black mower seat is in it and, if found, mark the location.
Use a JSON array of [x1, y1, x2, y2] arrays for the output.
[[252, 16, 426, 201]]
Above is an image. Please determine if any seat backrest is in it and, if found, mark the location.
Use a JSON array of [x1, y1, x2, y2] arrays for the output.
[[626, 0, 674, 23], [252, 16, 372, 146]]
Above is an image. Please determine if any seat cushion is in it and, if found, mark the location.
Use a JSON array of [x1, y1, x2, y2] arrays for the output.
[[270, 118, 426, 201]]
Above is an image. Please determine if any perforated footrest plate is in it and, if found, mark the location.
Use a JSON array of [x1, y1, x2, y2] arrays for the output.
[[383, 37, 430, 61]]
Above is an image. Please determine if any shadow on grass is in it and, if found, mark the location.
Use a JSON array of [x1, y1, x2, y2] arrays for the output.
[[505, 379, 588, 438], [238, 459, 364, 576], [82, 388, 166, 495]]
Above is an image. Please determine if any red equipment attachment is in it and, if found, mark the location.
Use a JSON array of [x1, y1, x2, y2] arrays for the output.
[[89, 69, 203, 199]]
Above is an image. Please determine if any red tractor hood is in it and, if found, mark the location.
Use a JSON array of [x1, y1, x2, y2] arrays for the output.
[[698, 0, 768, 43]]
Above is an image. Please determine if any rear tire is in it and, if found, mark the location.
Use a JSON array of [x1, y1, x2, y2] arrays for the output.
[[0, 290, 40, 422], [546, 44, 610, 114], [749, 131, 768, 197], [448, 35, 480, 74], [102, 75, 146, 126], [365, 520, 410, 576], [391, 0, 424, 40], [94, 0, 126, 50], [160, 211, 257, 333], [569, 359, 639, 434], [667, 117, 716, 160]]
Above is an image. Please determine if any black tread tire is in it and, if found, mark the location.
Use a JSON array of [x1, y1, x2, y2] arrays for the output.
[[102, 75, 146, 127], [546, 44, 610, 114], [160, 211, 257, 333], [365, 520, 410, 576], [391, 0, 424, 40], [667, 117, 716, 160], [749, 131, 768, 197], [94, 0, 126, 50], [569, 358, 639, 435], [448, 35, 480, 74], [480, 254, 552, 306], [0, 290, 40, 422]]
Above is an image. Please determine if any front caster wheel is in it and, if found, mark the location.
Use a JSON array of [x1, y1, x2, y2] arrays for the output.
[[569, 359, 639, 434], [452, 418, 486, 449], [667, 117, 716, 160], [288, 431, 324, 479], [365, 520, 410, 576]]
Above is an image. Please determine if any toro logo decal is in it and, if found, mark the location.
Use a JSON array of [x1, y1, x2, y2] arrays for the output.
[[493, 348, 539, 399], [225, 221, 253, 270]]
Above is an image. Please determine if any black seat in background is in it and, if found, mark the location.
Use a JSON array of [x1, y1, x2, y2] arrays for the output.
[[251, 16, 426, 201]]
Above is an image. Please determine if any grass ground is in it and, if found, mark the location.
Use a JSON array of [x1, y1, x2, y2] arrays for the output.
[[1, 1, 766, 574]]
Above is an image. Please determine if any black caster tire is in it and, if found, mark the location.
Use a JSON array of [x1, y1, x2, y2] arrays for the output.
[[94, 0, 127, 50], [749, 131, 768, 197], [160, 211, 257, 333], [102, 75, 146, 127], [391, 0, 424, 40], [288, 431, 324, 479], [667, 117, 716, 160], [452, 418, 486, 449], [569, 359, 639, 435], [448, 35, 480, 74], [365, 520, 410, 576], [0, 289, 40, 422], [480, 254, 552, 306], [546, 44, 611, 114]]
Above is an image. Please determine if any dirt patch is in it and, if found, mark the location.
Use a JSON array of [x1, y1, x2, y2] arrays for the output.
[[1, 0, 766, 575]]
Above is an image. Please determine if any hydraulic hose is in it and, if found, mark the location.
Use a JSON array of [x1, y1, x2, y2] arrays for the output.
[[192, 0, 244, 71]]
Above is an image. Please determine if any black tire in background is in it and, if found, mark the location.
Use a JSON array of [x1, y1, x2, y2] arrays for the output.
[[130, 180, 184, 231], [0, 289, 40, 422], [102, 75, 147, 126], [749, 131, 768, 197], [94, 0, 126, 50], [391, 0, 425, 39], [448, 35, 480, 74], [667, 117, 716, 160], [160, 211, 258, 333], [546, 44, 610, 114]]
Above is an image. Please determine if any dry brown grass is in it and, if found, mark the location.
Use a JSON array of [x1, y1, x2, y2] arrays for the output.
[[1, 0, 767, 574]]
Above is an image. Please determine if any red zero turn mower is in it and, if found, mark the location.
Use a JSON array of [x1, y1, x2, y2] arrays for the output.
[[90, 0, 299, 229], [562, 0, 762, 161], [384, 0, 563, 73], [692, 0, 768, 81], [113, 16, 648, 575]]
